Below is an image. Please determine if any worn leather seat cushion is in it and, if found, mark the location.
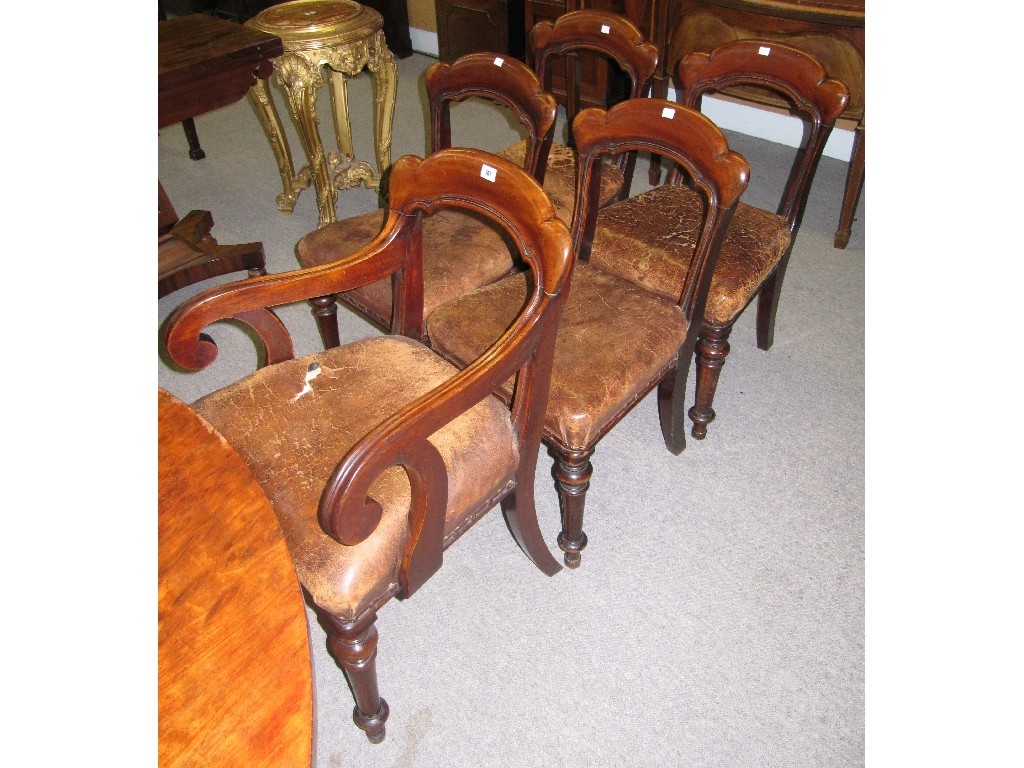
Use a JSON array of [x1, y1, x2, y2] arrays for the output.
[[297, 207, 520, 327], [428, 264, 687, 450], [586, 184, 791, 326], [193, 336, 518, 621], [496, 140, 625, 223]]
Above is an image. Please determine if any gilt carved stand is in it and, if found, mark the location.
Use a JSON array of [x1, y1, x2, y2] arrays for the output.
[[246, 0, 398, 227]]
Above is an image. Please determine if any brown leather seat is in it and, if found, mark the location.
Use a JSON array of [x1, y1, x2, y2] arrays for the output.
[[163, 149, 572, 744], [587, 184, 791, 325]]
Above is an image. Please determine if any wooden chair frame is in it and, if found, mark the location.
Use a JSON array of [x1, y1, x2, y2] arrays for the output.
[[163, 149, 572, 743]]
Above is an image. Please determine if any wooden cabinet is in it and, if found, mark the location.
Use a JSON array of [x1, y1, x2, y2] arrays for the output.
[[436, 0, 525, 60]]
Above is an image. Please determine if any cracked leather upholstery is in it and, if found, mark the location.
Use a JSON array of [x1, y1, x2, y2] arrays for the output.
[[497, 140, 625, 223], [297, 207, 520, 328], [192, 335, 518, 621], [586, 184, 791, 326], [427, 264, 687, 450]]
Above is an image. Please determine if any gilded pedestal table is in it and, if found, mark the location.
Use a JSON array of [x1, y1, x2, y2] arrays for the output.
[[246, 0, 398, 227]]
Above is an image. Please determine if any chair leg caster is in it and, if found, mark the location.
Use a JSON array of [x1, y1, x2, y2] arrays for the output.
[[557, 531, 587, 569], [354, 698, 389, 744], [688, 405, 713, 440]]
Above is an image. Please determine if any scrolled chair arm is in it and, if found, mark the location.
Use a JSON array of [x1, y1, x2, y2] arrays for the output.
[[163, 199, 409, 373]]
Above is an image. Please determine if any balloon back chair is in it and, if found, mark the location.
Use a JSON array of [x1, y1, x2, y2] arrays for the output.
[[426, 99, 749, 568], [504, 8, 660, 213], [163, 148, 572, 742], [296, 53, 559, 345], [584, 39, 849, 440]]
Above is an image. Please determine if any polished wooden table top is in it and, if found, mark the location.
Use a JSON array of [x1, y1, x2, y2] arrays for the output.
[[158, 13, 283, 128], [158, 389, 313, 767]]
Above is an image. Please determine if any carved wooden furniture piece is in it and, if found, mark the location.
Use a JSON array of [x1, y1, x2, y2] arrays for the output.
[[296, 52, 558, 344], [158, 17, 279, 296], [427, 98, 749, 568], [436, 0, 526, 60], [595, 40, 848, 441], [245, 0, 398, 228], [163, 149, 572, 743], [158, 188, 267, 298], [514, 9, 659, 210], [158, 388, 313, 767], [651, 0, 864, 248], [159, 12, 283, 131]]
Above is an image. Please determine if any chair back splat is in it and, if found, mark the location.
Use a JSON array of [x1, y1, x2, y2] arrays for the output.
[[426, 99, 749, 569], [529, 9, 659, 198], [677, 40, 849, 236], [164, 148, 572, 744]]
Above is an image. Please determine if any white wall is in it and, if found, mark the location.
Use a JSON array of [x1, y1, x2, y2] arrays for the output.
[[409, 30, 854, 163]]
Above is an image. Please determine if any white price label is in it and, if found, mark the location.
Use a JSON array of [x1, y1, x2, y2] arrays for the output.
[[600, 24, 610, 34], [661, 107, 676, 119], [494, 57, 505, 67], [758, 46, 771, 56], [481, 164, 497, 182]]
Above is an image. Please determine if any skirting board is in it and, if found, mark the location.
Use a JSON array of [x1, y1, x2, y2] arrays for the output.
[[408, 29, 854, 163]]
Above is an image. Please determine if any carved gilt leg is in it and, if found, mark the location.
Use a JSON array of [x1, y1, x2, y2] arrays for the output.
[[320, 610, 390, 744], [278, 54, 336, 227], [688, 325, 732, 440], [834, 118, 865, 249], [310, 295, 341, 349], [248, 77, 309, 214], [552, 447, 593, 569], [367, 36, 397, 190], [328, 68, 355, 160]]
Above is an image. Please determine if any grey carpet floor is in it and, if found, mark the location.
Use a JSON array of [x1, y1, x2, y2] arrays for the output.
[[158, 52, 864, 767]]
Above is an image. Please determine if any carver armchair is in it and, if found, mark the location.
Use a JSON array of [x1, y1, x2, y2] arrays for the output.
[[586, 40, 849, 440], [427, 99, 749, 568], [296, 53, 559, 344], [163, 148, 572, 743]]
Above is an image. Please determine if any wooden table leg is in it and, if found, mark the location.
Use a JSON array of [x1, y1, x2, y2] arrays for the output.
[[834, 117, 864, 249], [182, 117, 206, 161]]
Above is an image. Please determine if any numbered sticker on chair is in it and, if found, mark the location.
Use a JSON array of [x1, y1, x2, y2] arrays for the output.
[[662, 107, 676, 119], [494, 57, 505, 67], [600, 24, 611, 34], [481, 164, 498, 182], [758, 46, 771, 56]]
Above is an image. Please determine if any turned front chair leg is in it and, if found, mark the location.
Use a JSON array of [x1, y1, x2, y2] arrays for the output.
[[688, 325, 732, 440], [321, 610, 390, 744], [553, 447, 593, 569], [310, 295, 341, 349]]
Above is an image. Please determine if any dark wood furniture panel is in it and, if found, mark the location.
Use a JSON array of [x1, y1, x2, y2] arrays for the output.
[[652, 0, 864, 248], [524, 0, 639, 109], [436, 0, 523, 60]]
